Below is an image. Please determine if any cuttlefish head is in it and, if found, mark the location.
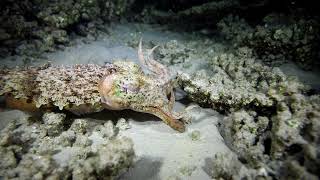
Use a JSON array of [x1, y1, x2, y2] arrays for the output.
[[98, 61, 142, 110], [98, 40, 185, 132]]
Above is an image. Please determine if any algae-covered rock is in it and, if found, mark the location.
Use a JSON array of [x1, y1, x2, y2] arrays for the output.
[[116, 118, 131, 131], [156, 40, 194, 65], [217, 15, 254, 46], [216, 83, 320, 178], [0, 112, 135, 179], [42, 112, 67, 136], [70, 118, 89, 134], [178, 48, 307, 110], [271, 94, 320, 155], [268, 94, 320, 179], [175, 40, 319, 178], [0, 0, 135, 56], [218, 14, 320, 69], [94, 121, 117, 139], [220, 110, 269, 167], [206, 153, 257, 179]]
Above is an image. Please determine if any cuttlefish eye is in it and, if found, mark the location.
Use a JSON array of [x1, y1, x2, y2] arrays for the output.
[[118, 78, 141, 94], [98, 74, 116, 98], [98, 74, 124, 110], [98, 74, 143, 110]]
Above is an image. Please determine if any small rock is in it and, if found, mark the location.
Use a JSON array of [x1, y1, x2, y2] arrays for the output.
[[189, 130, 201, 141], [70, 119, 88, 134], [94, 121, 116, 138], [42, 112, 66, 136], [73, 135, 92, 147], [116, 118, 131, 131], [179, 165, 196, 176]]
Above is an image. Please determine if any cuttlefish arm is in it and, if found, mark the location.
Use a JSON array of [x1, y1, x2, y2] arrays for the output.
[[168, 88, 175, 111], [138, 39, 169, 81], [138, 39, 175, 110], [145, 106, 185, 132], [138, 39, 185, 132]]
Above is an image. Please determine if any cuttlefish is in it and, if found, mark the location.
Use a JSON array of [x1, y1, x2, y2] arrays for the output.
[[98, 40, 185, 132], [0, 40, 186, 132]]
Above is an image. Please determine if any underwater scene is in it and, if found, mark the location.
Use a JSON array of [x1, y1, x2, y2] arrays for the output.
[[0, 0, 319, 179]]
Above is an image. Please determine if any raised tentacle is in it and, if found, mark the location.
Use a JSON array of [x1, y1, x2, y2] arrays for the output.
[[138, 39, 170, 82], [138, 38, 147, 68], [146, 46, 169, 80]]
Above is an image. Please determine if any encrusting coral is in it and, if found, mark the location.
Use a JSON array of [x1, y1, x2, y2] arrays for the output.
[[219, 94, 320, 179], [0, 0, 135, 57], [0, 112, 135, 179], [178, 47, 307, 111], [217, 14, 320, 69], [176, 45, 320, 178]]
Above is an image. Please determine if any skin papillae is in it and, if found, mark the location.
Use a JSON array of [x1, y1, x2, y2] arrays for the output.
[[0, 40, 186, 132]]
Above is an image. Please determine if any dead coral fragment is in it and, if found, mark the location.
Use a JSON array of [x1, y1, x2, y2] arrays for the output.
[[178, 48, 308, 111], [218, 14, 320, 69], [0, 112, 135, 179], [42, 112, 66, 136]]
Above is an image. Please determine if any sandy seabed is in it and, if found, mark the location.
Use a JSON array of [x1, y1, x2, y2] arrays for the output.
[[1, 23, 319, 179]]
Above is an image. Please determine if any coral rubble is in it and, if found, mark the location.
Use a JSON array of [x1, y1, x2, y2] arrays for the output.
[[0, 112, 135, 179], [176, 45, 319, 178], [0, 0, 135, 57], [219, 94, 320, 179], [178, 48, 307, 110], [0, 0, 319, 178], [218, 14, 320, 69]]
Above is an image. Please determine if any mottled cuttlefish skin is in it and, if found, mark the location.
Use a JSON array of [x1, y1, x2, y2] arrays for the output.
[[99, 61, 185, 132], [0, 40, 186, 132]]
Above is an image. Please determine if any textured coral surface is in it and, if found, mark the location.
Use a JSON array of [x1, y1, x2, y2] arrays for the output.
[[1, 2, 320, 178], [0, 0, 135, 57], [0, 112, 135, 179], [174, 41, 320, 179], [217, 14, 320, 69]]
